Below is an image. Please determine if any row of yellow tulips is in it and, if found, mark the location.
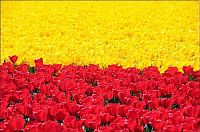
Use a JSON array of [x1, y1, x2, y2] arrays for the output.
[[1, 1, 199, 72]]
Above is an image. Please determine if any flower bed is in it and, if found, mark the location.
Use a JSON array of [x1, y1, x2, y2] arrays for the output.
[[1, 2, 199, 72], [0, 56, 199, 131]]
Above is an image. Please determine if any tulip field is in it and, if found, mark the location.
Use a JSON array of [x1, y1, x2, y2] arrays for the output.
[[0, 1, 199, 132]]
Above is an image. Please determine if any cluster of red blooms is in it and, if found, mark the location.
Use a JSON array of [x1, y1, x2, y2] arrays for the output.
[[0, 55, 200, 132]]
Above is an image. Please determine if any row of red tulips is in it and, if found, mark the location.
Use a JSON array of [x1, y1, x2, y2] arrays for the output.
[[0, 56, 199, 131]]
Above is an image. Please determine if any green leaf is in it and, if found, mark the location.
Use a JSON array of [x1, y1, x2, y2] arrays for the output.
[[139, 70, 143, 75], [28, 66, 36, 73], [29, 88, 39, 99], [144, 124, 153, 132], [14, 64, 17, 69], [101, 123, 106, 126], [171, 104, 180, 110], [130, 90, 141, 96], [85, 127, 94, 132], [165, 94, 172, 98], [91, 81, 98, 87], [57, 120, 63, 124], [24, 115, 30, 123], [130, 91, 136, 96], [52, 72, 56, 76], [160, 94, 172, 99], [70, 96, 74, 101], [100, 122, 110, 126], [188, 75, 195, 81], [33, 88, 40, 93], [144, 105, 152, 111], [110, 97, 120, 103], [75, 114, 81, 120], [104, 99, 109, 106]]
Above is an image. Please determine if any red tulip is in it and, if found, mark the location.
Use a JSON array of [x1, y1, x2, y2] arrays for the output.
[[182, 65, 193, 75], [35, 58, 43, 68], [8, 115, 25, 131], [9, 55, 18, 63]]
